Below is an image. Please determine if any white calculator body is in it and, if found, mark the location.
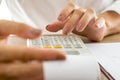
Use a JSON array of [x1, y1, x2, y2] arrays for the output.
[[27, 34, 101, 80], [27, 34, 90, 55]]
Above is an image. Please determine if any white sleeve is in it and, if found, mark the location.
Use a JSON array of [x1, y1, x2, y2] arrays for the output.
[[102, 0, 120, 14], [0, 0, 2, 4]]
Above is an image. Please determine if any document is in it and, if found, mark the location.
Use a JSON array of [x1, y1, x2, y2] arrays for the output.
[[86, 43, 120, 80]]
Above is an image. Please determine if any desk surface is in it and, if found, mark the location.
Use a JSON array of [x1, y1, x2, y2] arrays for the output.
[[82, 33, 120, 80], [81, 33, 120, 43]]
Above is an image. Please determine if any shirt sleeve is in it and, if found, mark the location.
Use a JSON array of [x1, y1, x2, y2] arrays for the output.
[[102, 0, 120, 14], [0, 0, 2, 4]]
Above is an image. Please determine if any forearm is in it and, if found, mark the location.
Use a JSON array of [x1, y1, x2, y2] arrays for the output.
[[99, 11, 120, 36]]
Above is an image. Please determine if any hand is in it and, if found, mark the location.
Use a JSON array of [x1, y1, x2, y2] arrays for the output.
[[0, 20, 66, 80], [46, 2, 107, 41]]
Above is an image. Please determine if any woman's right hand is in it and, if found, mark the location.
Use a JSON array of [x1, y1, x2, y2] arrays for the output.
[[0, 20, 66, 80]]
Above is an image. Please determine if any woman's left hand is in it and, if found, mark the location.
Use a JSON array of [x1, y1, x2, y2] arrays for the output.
[[46, 2, 107, 41]]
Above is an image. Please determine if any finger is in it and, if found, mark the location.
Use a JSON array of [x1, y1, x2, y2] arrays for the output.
[[63, 8, 84, 35], [0, 45, 66, 62], [58, 2, 75, 21], [76, 8, 97, 32], [94, 17, 106, 40], [87, 17, 106, 41], [0, 62, 43, 80], [0, 38, 7, 44], [95, 17, 106, 29], [46, 21, 64, 32], [46, 17, 69, 32], [0, 20, 42, 39]]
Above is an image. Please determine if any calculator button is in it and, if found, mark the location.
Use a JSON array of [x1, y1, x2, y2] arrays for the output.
[[64, 50, 80, 55], [63, 44, 72, 48], [54, 45, 63, 48], [30, 35, 84, 49], [32, 39, 42, 47], [41, 37, 52, 47], [43, 46, 52, 48], [73, 44, 82, 48]]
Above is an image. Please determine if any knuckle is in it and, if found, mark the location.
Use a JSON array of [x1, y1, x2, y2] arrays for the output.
[[87, 8, 95, 14], [68, 2, 75, 8], [83, 8, 96, 22], [74, 8, 84, 14], [85, 8, 96, 18]]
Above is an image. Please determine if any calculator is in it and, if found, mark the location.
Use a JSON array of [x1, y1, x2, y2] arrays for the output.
[[27, 34, 101, 80], [27, 34, 92, 56]]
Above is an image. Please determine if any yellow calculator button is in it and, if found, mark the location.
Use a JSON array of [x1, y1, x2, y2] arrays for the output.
[[54, 45, 63, 48], [43, 46, 52, 48]]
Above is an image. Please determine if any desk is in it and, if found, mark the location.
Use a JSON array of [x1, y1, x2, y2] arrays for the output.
[[82, 33, 120, 80], [81, 33, 120, 43]]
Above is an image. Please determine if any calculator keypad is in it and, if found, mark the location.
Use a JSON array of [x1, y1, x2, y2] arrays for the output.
[[31, 35, 83, 49]]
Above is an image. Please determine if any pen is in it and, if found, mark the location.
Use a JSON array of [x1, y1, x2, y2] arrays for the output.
[[99, 63, 115, 80]]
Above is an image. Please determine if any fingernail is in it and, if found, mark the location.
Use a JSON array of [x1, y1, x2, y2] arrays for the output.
[[96, 22, 104, 28], [56, 54, 66, 60], [46, 24, 52, 29], [96, 20, 105, 28], [30, 60, 39, 64], [76, 24, 82, 32], [63, 29, 69, 35], [58, 15, 65, 21], [57, 56, 66, 60], [46, 25, 49, 29], [28, 29, 42, 37]]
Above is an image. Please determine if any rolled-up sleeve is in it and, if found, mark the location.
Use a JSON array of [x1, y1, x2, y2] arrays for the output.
[[102, 0, 120, 14]]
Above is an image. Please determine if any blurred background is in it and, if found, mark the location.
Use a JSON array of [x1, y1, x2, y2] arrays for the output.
[[0, 0, 11, 20]]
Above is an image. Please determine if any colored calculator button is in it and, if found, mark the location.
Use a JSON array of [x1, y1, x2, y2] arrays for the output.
[[43, 46, 52, 48], [54, 45, 63, 48]]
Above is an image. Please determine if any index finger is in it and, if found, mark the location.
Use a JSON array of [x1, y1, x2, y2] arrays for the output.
[[0, 20, 42, 39], [0, 45, 66, 62], [58, 2, 76, 21]]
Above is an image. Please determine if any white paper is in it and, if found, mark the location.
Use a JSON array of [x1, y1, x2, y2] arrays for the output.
[[43, 55, 100, 80], [86, 43, 120, 80]]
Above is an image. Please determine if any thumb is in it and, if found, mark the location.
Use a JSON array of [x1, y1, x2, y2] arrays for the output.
[[46, 21, 64, 32]]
